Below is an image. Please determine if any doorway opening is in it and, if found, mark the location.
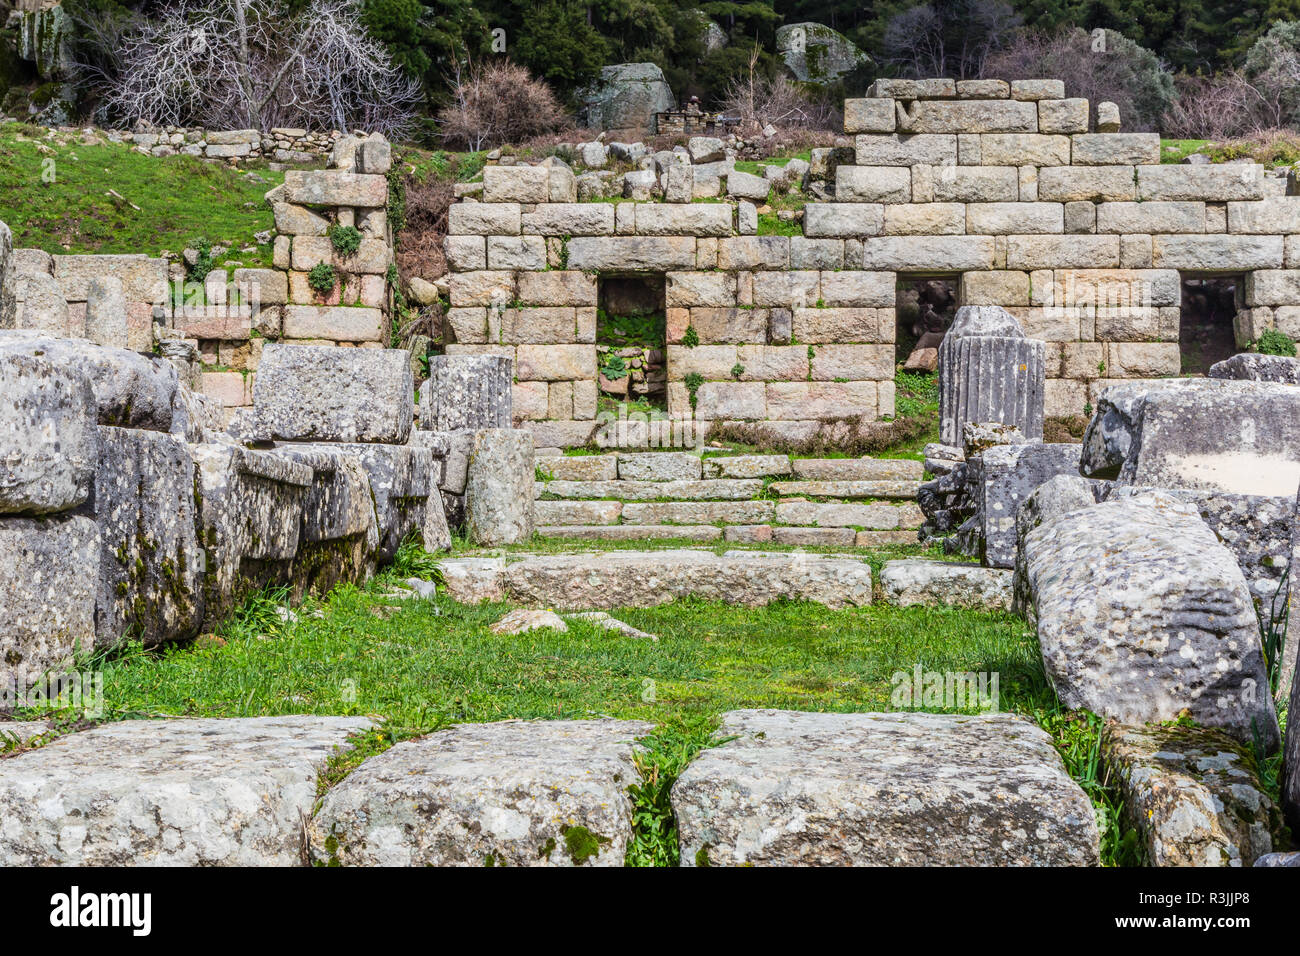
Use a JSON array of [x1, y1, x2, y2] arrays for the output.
[[895, 275, 959, 371], [1179, 275, 1240, 375], [596, 274, 667, 412]]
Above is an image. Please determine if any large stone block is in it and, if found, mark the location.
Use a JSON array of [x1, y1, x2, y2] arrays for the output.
[[520, 203, 614, 236], [1070, 133, 1160, 165], [51, 254, 168, 304], [308, 719, 651, 866], [0, 514, 99, 686], [281, 305, 384, 341], [252, 344, 413, 443], [976, 442, 1082, 568], [1137, 164, 1265, 202], [632, 203, 733, 236], [481, 165, 550, 203], [1023, 492, 1279, 748], [85, 427, 204, 650], [1152, 235, 1282, 271], [843, 98, 896, 133], [448, 202, 522, 236], [835, 166, 910, 203], [882, 202, 966, 235], [0, 717, 371, 865], [565, 237, 696, 271], [0, 332, 179, 431], [860, 236, 996, 271], [673, 710, 1098, 866], [854, 133, 957, 166], [0, 352, 97, 515], [929, 165, 1018, 202], [1226, 197, 1300, 234], [419, 354, 513, 432], [978, 134, 1070, 167], [1096, 201, 1204, 234], [966, 202, 1063, 234], [283, 170, 388, 206], [465, 428, 534, 546], [1006, 235, 1120, 270], [1036, 166, 1136, 202], [803, 203, 884, 237], [896, 99, 1037, 133], [1209, 352, 1300, 384]]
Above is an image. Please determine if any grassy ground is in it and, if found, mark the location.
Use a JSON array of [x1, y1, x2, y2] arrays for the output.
[[0, 123, 281, 267], [9, 538, 1141, 866]]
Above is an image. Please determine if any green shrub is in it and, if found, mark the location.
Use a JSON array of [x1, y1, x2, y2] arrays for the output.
[[308, 263, 337, 296], [1255, 329, 1298, 356], [187, 237, 215, 283], [683, 372, 704, 409], [328, 223, 362, 257], [682, 325, 699, 348]]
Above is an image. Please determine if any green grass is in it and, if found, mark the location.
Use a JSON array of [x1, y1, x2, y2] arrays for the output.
[[0, 123, 280, 266], [1160, 138, 1210, 164]]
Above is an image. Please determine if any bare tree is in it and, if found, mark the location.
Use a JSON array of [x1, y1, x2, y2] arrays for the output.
[[437, 59, 570, 151], [883, 0, 1020, 80], [109, 0, 420, 134], [722, 46, 841, 136]]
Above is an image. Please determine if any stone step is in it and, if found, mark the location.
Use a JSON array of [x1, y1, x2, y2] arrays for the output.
[[620, 501, 775, 525], [774, 500, 919, 530], [534, 500, 623, 526], [790, 458, 924, 481], [309, 718, 653, 866], [673, 710, 1099, 866], [537, 524, 722, 541], [701, 454, 792, 479], [768, 479, 922, 500], [0, 716, 372, 865], [438, 550, 874, 609], [879, 559, 1012, 611], [536, 455, 618, 482], [537, 479, 764, 501]]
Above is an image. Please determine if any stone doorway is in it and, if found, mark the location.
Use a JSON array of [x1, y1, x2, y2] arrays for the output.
[[895, 275, 959, 372], [596, 274, 667, 412], [1179, 275, 1240, 375]]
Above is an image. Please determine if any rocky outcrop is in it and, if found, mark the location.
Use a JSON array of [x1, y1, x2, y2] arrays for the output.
[[673, 709, 1099, 866], [580, 63, 676, 132], [775, 23, 870, 85]]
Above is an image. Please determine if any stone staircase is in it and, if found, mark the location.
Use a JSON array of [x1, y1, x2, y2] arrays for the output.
[[534, 451, 924, 547]]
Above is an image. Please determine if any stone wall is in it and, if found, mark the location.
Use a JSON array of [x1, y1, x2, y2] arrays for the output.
[[0, 134, 396, 423], [110, 127, 341, 164], [447, 77, 1300, 447]]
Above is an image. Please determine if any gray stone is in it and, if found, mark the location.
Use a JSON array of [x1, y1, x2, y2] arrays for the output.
[[501, 550, 872, 610], [977, 442, 1083, 568], [1012, 474, 1107, 615], [12, 271, 71, 335], [84, 276, 128, 348], [580, 63, 675, 131], [422, 485, 452, 552], [412, 428, 474, 495], [775, 23, 870, 85], [0, 219, 12, 327], [436, 556, 506, 603], [879, 559, 1012, 610], [1023, 492, 1279, 749], [539, 478, 764, 501], [1104, 723, 1285, 867], [1285, 486, 1300, 835], [0, 716, 371, 865], [0, 352, 97, 515], [419, 355, 512, 431], [465, 428, 535, 546], [673, 710, 1098, 866], [1209, 353, 1300, 385], [727, 170, 771, 201], [84, 427, 205, 650], [309, 719, 651, 866], [0, 721, 53, 747], [1256, 852, 1300, 866], [0, 514, 98, 687], [938, 306, 1045, 446], [617, 451, 702, 481], [0, 332, 179, 431], [490, 609, 568, 634], [252, 344, 413, 444]]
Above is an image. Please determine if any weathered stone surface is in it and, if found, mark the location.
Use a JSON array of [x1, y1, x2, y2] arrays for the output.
[[701, 454, 791, 478], [581, 62, 675, 131], [1208, 353, 1300, 385], [789, 458, 922, 481], [773, 500, 900, 528], [539, 479, 763, 501], [490, 609, 568, 634], [1286, 487, 1300, 835], [316, 442, 433, 562], [1011, 474, 1107, 615], [465, 428, 534, 546], [437, 556, 506, 603], [0, 514, 99, 685], [83, 276, 127, 348], [0, 717, 371, 865], [1023, 493, 1279, 749], [0, 352, 97, 515], [1104, 723, 1285, 867], [617, 451, 702, 481], [253, 344, 413, 444], [673, 710, 1098, 866], [419, 354, 512, 432], [977, 442, 1082, 568], [533, 499, 623, 525], [776, 22, 869, 84], [539, 524, 722, 541], [502, 550, 873, 609], [939, 306, 1045, 446], [536, 455, 618, 482], [12, 270, 73, 335], [880, 559, 1012, 610], [767, 479, 920, 500], [309, 719, 651, 866], [85, 427, 204, 649], [284, 170, 387, 206], [621, 500, 775, 525], [0, 332, 178, 431]]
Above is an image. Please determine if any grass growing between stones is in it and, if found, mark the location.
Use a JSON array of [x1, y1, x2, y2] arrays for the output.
[[0, 122, 280, 265], [26, 543, 1138, 866]]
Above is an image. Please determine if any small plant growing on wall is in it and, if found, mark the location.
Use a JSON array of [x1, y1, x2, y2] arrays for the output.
[[730, 363, 745, 379], [308, 263, 337, 296], [1255, 329, 1298, 356], [684, 372, 704, 410], [682, 325, 699, 348], [328, 223, 363, 257]]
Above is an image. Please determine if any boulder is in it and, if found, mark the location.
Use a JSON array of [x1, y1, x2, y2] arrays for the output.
[[1104, 723, 1285, 867], [465, 428, 535, 546], [1209, 352, 1300, 385], [0, 332, 179, 431], [1012, 474, 1106, 616], [673, 710, 1098, 866], [0, 352, 98, 515], [1023, 492, 1279, 749], [252, 344, 413, 444], [775, 22, 871, 85], [580, 63, 675, 132], [0, 514, 99, 685], [0, 717, 372, 865], [308, 719, 652, 866]]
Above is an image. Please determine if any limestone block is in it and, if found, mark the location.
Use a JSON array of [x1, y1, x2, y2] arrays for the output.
[[861, 236, 996, 271], [959, 270, 1030, 306], [1006, 235, 1121, 270], [1037, 166, 1136, 202], [486, 235, 546, 271], [283, 170, 387, 206], [1037, 99, 1088, 134], [854, 134, 957, 167], [450, 270, 515, 308], [1096, 201, 1204, 234], [882, 202, 965, 235], [565, 237, 696, 271], [766, 381, 877, 419], [717, 236, 790, 270], [520, 203, 614, 236], [896, 99, 1037, 134], [1011, 79, 1065, 100], [818, 270, 895, 307], [809, 344, 893, 380], [1137, 164, 1265, 202], [1070, 133, 1160, 165], [793, 308, 886, 343], [1227, 197, 1300, 234], [449, 203, 522, 236], [633, 203, 733, 237], [465, 428, 535, 546], [281, 305, 384, 342], [517, 271, 597, 307], [1152, 235, 1282, 271], [966, 202, 1063, 234], [666, 271, 736, 307], [515, 344, 596, 381], [930, 165, 1018, 202], [835, 165, 911, 203], [482, 165, 550, 203], [978, 134, 1070, 167], [843, 98, 895, 133], [789, 238, 845, 270]]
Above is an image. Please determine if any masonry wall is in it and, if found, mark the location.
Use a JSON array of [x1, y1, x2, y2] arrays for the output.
[[447, 76, 1300, 447]]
